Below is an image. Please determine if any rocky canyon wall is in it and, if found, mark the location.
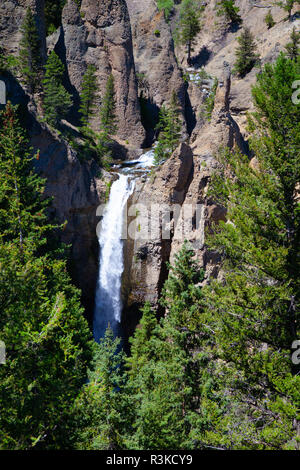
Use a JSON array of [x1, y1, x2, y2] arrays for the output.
[[59, 0, 145, 147], [124, 65, 246, 333], [126, 0, 188, 141]]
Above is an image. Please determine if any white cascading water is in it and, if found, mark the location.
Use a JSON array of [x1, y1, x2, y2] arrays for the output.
[[93, 174, 135, 342]]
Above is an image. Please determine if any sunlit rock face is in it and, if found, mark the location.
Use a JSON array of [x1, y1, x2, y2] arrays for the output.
[[60, 0, 145, 146]]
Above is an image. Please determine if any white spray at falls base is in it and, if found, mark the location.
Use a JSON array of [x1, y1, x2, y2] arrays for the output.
[[93, 174, 135, 342]]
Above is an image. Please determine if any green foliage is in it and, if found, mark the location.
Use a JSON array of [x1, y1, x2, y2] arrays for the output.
[[202, 78, 218, 121], [264, 10, 275, 29], [216, 0, 242, 24], [285, 27, 300, 61], [105, 180, 112, 202], [44, 0, 66, 35], [276, 0, 300, 19], [153, 90, 181, 166], [0, 103, 50, 252], [204, 54, 300, 449], [73, 327, 132, 450], [233, 27, 260, 77], [42, 51, 72, 127], [79, 73, 116, 167], [0, 103, 93, 449], [19, 8, 42, 92], [100, 74, 117, 136], [175, 0, 203, 64], [156, 0, 174, 20], [0, 47, 19, 75], [125, 243, 230, 450], [79, 64, 98, 126]]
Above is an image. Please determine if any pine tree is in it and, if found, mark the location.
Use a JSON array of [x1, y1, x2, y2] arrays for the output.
[[44, 0, 66, 35], [217, 0, 242, 25], [126, 302, 159, 381], [0, 103, 50, 254], [156, 0, 174, 20], [42, 51, 72, 127], [0, 103, 93, 449], [19, 8, 42, 92], [285, 27, 300, 61], [100, 73, 117, 136], [176, 0, 202, 65], [79, 64, 98, 126], [153, 91, 181, 165], [203, 54, 300, 449], [277, 0, 300, 20], [233, 27, 259, 77], [125, 243, 225, 450], [92, 73, 117, 166], [264, 10, 275, 29], [73, 327, 130, 450]]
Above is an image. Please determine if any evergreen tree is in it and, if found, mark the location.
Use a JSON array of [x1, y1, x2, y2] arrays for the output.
[[100, 73, 117, 136], [91, 73, 117, 166], [202, 54, 300, 449], [156, 0, 174, 20], [233, 27, 259, 77], [0, 103, 51, 253], [19, 8, 42, 92], [264, 10, 275, 29], [0, 103, 93, 449], [126, 243, 226, 450], [153, 91, 181, 166], [127, 302, 159, 380], [277, 0, 300, 20], [44, 0, 66, 35], [285, 27, 300, 61], [217, 0, 242, 25], [79, 64, 98, 127], [73, 327, 131, 450], [42, 51, 72, 127], [176, 0, 203, 64]]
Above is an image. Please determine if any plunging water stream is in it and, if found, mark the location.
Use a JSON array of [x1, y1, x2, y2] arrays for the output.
[[93, 149, 154, 342]]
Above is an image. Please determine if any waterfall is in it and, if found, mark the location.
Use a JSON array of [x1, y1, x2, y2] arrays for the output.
[[93, 174, 135, 342]]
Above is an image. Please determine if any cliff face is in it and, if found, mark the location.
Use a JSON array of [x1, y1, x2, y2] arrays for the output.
[[125, 65, 245, 316], [126, 0, 187, 140], [123, 0, 299, 322], [176, 0, 300, 134], [31, 122, 112, 321], [1, 0, 299, 329], [59, 0, 145, 146], [0, 0, 116, 320]]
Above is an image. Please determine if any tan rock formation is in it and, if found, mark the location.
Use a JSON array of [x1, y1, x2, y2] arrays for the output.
[[126, 0, 186, 131], [60, 0, 145, 146], [175, 0, 300, 135], [126, 64, 246, 313]]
